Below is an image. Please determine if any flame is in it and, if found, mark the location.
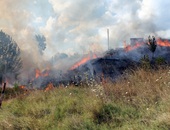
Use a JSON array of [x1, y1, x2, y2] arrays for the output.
[[35, 68, 49, 78], [124, 38, 170, 52], [44, 83, 54, 92], [124, 42, 144, 52], [157, 38, 170, 47], [19, 85, 26, 89], [93, 54, 97, 59], [35, 69, 41, 78], [70, 54, 97, 70]]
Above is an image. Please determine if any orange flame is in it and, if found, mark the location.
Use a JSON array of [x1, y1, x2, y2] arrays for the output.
[[157, 38, 170, 47], [70, 54, 97, 70], [35, 68, 49, 78], [19, 85, 26, 89], [44, 83, 54, 92], [124, 42, 144, 52], [35, 69, 41, 78]]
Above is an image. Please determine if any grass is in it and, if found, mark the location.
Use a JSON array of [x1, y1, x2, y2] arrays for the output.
[[0, 67, 170, 129]]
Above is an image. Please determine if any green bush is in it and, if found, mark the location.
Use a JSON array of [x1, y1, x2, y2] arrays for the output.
[[14, 83, 19, 91], [155, 56, 166, 65]]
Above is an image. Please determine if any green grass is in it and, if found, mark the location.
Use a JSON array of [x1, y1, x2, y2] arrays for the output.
[[0, 67, 170, 130]]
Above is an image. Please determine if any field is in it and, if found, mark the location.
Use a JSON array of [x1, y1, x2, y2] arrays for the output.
[[0, 67, 170, 130]]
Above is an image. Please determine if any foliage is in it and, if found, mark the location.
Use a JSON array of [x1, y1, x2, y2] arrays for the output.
[[155, 56, 166, 65], [147, 35, 157, 58], [35, 34, 46, 55], [140, 55, 151, 69], [13, 83, 19, 91], [0, 30, 22, 82], [0, 67, 170, 129]]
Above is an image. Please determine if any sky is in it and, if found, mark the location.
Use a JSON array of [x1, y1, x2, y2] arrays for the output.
[[0, 0, 170, 60]]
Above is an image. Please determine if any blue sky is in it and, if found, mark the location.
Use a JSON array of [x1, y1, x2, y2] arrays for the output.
[[0, 0, 170, 60]]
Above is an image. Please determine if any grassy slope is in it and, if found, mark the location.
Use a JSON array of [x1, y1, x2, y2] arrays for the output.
[[0, 67, 170, 130]]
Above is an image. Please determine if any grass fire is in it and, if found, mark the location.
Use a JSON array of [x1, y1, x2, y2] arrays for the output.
[[0, 35, 170, 129], [0, 0, 170, 129]]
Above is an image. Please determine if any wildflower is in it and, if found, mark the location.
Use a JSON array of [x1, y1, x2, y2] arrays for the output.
[[146, 108, 149, 110]]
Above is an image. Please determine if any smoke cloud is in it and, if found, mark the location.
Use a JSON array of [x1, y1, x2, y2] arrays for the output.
[[0, 0, 170, 72]]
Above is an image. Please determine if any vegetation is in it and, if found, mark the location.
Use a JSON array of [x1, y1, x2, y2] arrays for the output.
[[35, 34, 46, 55], [147, 36, 157, 59], [140, 55, 151, 69], [0, 66, 170, 129], [0, 30, 22, 82]]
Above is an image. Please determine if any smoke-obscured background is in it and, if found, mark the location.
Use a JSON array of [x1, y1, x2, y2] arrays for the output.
[[0, 0, 170, 72]]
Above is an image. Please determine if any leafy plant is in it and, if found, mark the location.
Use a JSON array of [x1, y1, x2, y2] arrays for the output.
[[155, 56, 166, 65], [147, 36, 157, 59], [14, 82, 19, 91], [0, 30, 22, 82], [35, 34, 46, 55]]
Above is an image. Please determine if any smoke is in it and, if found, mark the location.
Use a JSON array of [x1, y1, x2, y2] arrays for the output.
[[0, 0, 170, 80], [109, 0, 170, 45], [0, 1, 42, 66]]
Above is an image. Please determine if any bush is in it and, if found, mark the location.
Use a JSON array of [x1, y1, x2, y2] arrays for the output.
[[155, 56, 166, 65], [140, 55, 151, 69]]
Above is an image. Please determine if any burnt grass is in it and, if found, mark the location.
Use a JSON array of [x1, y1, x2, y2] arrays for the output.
[[34, 44, 170, 88], [0, 65, 170, 129], [0, 45, 170, 129]]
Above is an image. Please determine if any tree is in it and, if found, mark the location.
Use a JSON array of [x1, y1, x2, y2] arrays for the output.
[[0, 30, 22, 83], [35, 34, 46, 55], [147, 35, 157, 59]]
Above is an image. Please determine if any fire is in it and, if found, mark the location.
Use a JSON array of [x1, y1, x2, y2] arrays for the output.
[[44, 83, 54, 92], [19, 85, 26, 89], [124, 42, 144, 52], [124, 38, 170, 52], [35, 68, 49, 78], [70, 54, 97, 70], [35, 69, 41, 78], [157, 38, 170, 47]]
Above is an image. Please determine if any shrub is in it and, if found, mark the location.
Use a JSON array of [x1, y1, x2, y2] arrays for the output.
[[155, 56, 166, 65], [140, 55, 151, 69]]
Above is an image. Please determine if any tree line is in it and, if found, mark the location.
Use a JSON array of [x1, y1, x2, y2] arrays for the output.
[[0, 30, 47, 84], [0, 30, 158, 84]]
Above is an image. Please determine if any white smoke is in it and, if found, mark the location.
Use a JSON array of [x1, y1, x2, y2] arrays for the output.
[[0, 0, 169, 71]]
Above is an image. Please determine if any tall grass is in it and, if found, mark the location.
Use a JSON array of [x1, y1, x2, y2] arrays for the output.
[[0, 67, 170, 129]]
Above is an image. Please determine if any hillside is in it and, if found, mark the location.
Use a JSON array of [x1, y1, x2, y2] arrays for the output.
[[0, 67, 170, 130]]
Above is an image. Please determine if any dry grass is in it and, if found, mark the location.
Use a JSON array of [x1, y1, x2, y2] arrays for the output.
[[104, 67, 170, 103], [0, 67, 170, 129]]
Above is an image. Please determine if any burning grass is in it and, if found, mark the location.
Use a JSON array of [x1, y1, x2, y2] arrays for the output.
[[0, 67, 170, 129]]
